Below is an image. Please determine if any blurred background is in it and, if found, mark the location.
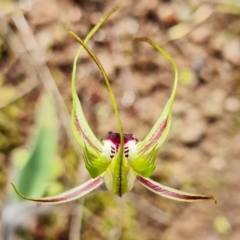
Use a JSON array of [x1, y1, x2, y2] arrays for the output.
[[0, 0, 240, 239]]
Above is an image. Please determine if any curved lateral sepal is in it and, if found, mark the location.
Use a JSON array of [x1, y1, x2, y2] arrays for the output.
[[134, 37, 178, 153], [71, 5, 120, 153], [11, 176, 104, 204], [69, 30, 124, 157], [137, 176, 217, 203], [72, 93, 102, 152]]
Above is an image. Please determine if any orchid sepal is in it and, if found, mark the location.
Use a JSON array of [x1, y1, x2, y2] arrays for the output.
[[137, 175, 217, 203], [72, 93, 102, 154], [134, 37, 177, 154], [70, 5, 121, 155], [69, 5, 124, 179], [11, 176, 104, 204]]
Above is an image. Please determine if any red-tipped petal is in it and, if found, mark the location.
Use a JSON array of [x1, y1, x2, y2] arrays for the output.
[[137, 176, 216, 203], [12, 176, 104, 204]]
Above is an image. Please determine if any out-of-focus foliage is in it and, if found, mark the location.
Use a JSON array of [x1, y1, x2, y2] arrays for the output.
[[15, 94, 58, 199], [214, 216, 232, 235]]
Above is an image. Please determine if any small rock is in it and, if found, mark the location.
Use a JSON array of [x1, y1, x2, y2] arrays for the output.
[[134, 0, 159, 16], [113, 17, 139, 37], [180, 120, 206, 145], [202, 101, 223, 119], [210, 156, 226, 171], [35, 29, 54, 50], [180, 108, 206, 145], [157, 4, 178, 26], [189, 25, 212, 44], [124, 18, 139, 35], [224, 96, 240, 113], [211, 32, 228, 52], [28, 0, 60, 25], [121, 91, 136, 107], [97, 52, 115, 76], [198, 66, 214, 83], [67, 6, 82, 23], [201, 89, 226, 119], [223, 39, 240, 66], [19, 0, 33, 11], [229, 134, 240, 156], [172, 100, 191, 115]]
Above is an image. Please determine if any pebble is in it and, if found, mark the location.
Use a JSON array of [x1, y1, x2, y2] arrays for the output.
[[35, 29, 54, 50], [180, 120, 206, 145], [201, 89, 226, 119], [224, 96, 240, 113], [223, 39, 240, 66], [121, 91, 136, 107], [157, 4, 178, 25], [189, 25, 212, 44], [180, 108, 206, 144], [211, 33, 228, 52], [67, 6, 82, 23], [97, 52, 116, 76], [210, 156, 226, 171], [28, 0, 61, 25]]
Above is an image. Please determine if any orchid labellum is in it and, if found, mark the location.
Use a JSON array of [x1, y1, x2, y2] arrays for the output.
[[12, 6, 216, 204]]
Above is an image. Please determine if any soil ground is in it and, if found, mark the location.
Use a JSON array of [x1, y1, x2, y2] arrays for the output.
[[0, 0, 240, 239]]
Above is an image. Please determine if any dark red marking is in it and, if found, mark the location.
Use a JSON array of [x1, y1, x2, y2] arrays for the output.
[[105, 131, 138, 145], [18, 177, 103, 203], [75, 115, 101, 152], [137, 176, 213, 201], [139, 117, 168, 154]]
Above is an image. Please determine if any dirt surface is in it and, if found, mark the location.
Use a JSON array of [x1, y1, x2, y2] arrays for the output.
[[0, 0, 240, 239]]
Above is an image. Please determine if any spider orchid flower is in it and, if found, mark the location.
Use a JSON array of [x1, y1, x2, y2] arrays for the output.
[[12, 6, 216, 204]]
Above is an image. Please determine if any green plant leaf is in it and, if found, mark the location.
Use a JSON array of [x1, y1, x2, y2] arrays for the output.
[[16, 94, 58, 200]]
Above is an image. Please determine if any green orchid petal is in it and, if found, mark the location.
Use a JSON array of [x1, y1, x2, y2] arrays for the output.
[[130, 146, 158, 177], [83, 144, 109, 178], [137, 176, 216, 203], [134, 37, 177, 153], [11, 176, 104, 204], [71, 5, 120, 153]]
